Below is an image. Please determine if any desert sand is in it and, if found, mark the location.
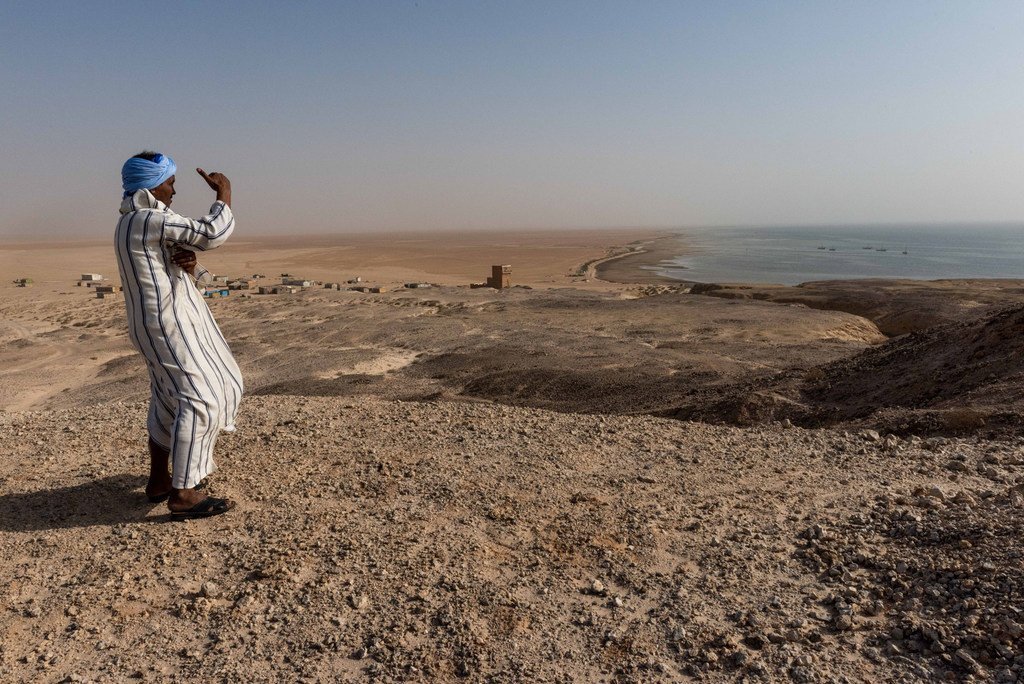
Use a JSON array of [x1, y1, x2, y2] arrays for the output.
[[1, 229, 666, 291], [1, 229, 1022, 682]]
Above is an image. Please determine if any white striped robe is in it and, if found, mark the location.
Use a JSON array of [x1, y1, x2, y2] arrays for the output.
[[115, 189, 243, 489]]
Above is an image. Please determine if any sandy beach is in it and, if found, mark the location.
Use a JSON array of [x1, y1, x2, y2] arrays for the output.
[[592, 235, 691, 285], [1, 231, 1023, 682]]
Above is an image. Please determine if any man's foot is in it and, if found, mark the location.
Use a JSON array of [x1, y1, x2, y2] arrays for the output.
[[169, 487, 234, 516], [146, 488, 172, 504], [169, 496, 235, 521], [145, 475, 173, 502]]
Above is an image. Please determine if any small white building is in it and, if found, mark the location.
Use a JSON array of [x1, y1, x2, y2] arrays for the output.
[[81, 273, 103, 281]]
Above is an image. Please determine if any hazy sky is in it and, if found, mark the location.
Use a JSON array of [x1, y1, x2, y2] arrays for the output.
[[2, 1, 1022, 237]]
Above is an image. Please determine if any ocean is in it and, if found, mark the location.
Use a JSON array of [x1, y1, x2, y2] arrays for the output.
[[657, 224, 1024, 285]]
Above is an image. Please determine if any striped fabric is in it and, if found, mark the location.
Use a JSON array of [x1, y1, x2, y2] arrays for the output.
[[114, 189, 243, 489]]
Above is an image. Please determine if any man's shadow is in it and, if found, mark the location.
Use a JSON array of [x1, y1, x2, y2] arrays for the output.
[[0, 474, 164, 532]]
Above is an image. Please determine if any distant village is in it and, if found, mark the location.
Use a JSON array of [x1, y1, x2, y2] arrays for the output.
[[11, 264, 514, 299]]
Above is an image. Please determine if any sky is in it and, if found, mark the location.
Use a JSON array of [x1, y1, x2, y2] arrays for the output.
[[1, 1, 1022, 237]]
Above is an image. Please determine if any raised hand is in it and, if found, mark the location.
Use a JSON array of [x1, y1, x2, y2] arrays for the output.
[[171, 247, 197, 276], [196, 168, 232, 206]]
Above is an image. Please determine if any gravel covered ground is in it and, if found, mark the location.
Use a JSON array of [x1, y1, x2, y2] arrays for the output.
[[1, 397, 1021, 682]]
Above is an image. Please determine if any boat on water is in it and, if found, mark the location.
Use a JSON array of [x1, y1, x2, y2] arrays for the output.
[[862, 246, 873, 250], [876, 248, 887, 252], [817, 245, 827, 250], [828, 247, 836, 251]]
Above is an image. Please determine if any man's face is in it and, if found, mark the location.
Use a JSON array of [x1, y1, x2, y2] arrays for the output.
[[151, 175, 176, 206]]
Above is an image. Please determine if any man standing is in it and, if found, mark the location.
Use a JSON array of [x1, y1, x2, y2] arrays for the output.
[[115, 151, 242, 520]]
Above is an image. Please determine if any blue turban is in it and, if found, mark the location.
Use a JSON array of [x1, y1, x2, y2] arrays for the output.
[[121, 153, 177, 195]]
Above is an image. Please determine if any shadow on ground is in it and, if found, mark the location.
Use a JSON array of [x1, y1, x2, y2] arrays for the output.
[[0, 474, 162, 532]]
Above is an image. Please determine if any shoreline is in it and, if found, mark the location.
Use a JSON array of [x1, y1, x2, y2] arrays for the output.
[[593, 233, 1024, 290], [588, 234, 1024, 338], [592, 234, 691, 284]]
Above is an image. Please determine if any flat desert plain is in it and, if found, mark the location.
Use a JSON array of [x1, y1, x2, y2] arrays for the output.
[[1, 230, 1023, 683]]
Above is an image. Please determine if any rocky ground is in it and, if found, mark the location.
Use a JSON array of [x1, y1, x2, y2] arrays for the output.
[[1, 397, 1022, 683], [3, 268, 1024, 682]]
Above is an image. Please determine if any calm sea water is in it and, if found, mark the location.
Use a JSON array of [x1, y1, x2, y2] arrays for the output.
[[657, 224, 1024, 285]]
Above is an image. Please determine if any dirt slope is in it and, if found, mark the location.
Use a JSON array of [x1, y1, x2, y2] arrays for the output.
[[803, 304, 1024, 418], [672, 305, 1024, 436], [690, 279, 1024, 336]]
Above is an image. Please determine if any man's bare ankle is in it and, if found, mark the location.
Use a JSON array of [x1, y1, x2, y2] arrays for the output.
[[168, 487, 206, 509]]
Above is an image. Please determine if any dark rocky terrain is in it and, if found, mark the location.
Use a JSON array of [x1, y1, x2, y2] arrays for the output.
[[671, 303, 1024, 438]]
